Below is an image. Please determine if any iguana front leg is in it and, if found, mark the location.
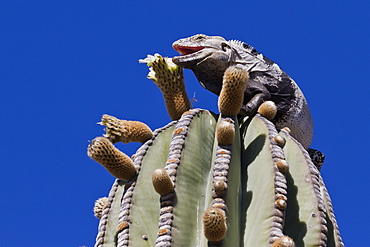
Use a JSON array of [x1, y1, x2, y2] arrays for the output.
[[240, 93, 268, 116], [240, 79, 271, 117]]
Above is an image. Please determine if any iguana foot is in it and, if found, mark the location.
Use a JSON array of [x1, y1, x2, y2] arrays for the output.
[[307, 148, 325, 170]]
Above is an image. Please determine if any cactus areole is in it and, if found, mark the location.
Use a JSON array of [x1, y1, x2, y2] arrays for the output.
[[88, 36, 343, 246]]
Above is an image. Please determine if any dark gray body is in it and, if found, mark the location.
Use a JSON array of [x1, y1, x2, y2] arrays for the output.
[[172, 34, 313, 149]]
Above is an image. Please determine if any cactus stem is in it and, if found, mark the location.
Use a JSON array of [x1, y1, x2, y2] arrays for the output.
[[115, 121, 178, 246], [158, 228, 171, 236], [257, 115, 289, 244], [280, 128, 330, 246], [95, 179, 125, 246], [154, 109, 204, 247], [211, 144, 232, 205], [319, 174, 344, 246]]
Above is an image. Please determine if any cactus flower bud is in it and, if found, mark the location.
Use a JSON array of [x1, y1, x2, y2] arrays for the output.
[[99, 114, 153, 144], [203, 208, 227, 242], [258, 101, 277, 120], [276, 159, 289, 173], [139, 54, 191, 120], [93, 197, 108, 219], [88, 137, 137, 181], [151, 168, 174, 195], [218, 65, 249, 116], [272, 236, 295, 247], [273, 135, 286, 147], [216, 118, 235, 145]]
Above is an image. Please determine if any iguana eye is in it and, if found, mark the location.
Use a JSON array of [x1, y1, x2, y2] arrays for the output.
[[221, 42, 231, 52], [194, 34, 206, 41]]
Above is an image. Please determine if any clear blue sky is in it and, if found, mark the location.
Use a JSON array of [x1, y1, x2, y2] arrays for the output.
[[1, 1, 369, 246]]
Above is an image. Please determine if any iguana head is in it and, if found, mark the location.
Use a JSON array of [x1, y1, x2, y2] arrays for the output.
[[172, 34, 242, 95], [172, 34, 236, 69]]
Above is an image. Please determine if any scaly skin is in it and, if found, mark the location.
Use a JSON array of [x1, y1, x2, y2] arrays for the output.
[[172, 34, 313, 149]]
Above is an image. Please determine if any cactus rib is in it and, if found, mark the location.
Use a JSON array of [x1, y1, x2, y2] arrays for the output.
[[319, 175, 344, 247], [155, 109, 205, 246], [117, 121, 178, 247], [205, 117, 235, 245], [95, 179, 127, 247], [240, 114, 288, 246], [280, 129, 329, 246]]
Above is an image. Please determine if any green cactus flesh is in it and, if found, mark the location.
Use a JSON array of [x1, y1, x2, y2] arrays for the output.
[[240, 114, 287, 246], [280, 129, 327, 246], [91, 110, 343, 247]]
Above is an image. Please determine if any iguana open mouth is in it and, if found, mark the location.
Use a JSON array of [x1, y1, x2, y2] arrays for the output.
[[173, 45, 204, 55]]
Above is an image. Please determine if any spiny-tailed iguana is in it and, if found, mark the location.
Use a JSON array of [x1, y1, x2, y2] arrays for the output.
[[172, 34, 313, 149]]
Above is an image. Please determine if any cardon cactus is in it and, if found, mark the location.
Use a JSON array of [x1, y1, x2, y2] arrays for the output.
[[87, 54, 343, 247]]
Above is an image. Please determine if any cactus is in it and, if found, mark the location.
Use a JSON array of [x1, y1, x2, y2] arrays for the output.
[[88, 54, 343, 246]]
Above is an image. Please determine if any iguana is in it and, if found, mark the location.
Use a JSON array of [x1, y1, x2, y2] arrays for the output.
[[172, 34, 314, 149]]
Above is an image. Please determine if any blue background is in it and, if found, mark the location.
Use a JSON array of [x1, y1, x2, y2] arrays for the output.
[[1, 1, 369, 246]]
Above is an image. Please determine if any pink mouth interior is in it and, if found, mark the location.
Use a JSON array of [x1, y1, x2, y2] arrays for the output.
[[173, 45, 204, 55]]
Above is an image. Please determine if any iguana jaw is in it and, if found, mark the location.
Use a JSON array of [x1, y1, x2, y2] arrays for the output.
[[172, 46, 224, 69], [173, 45, 205, 55]]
